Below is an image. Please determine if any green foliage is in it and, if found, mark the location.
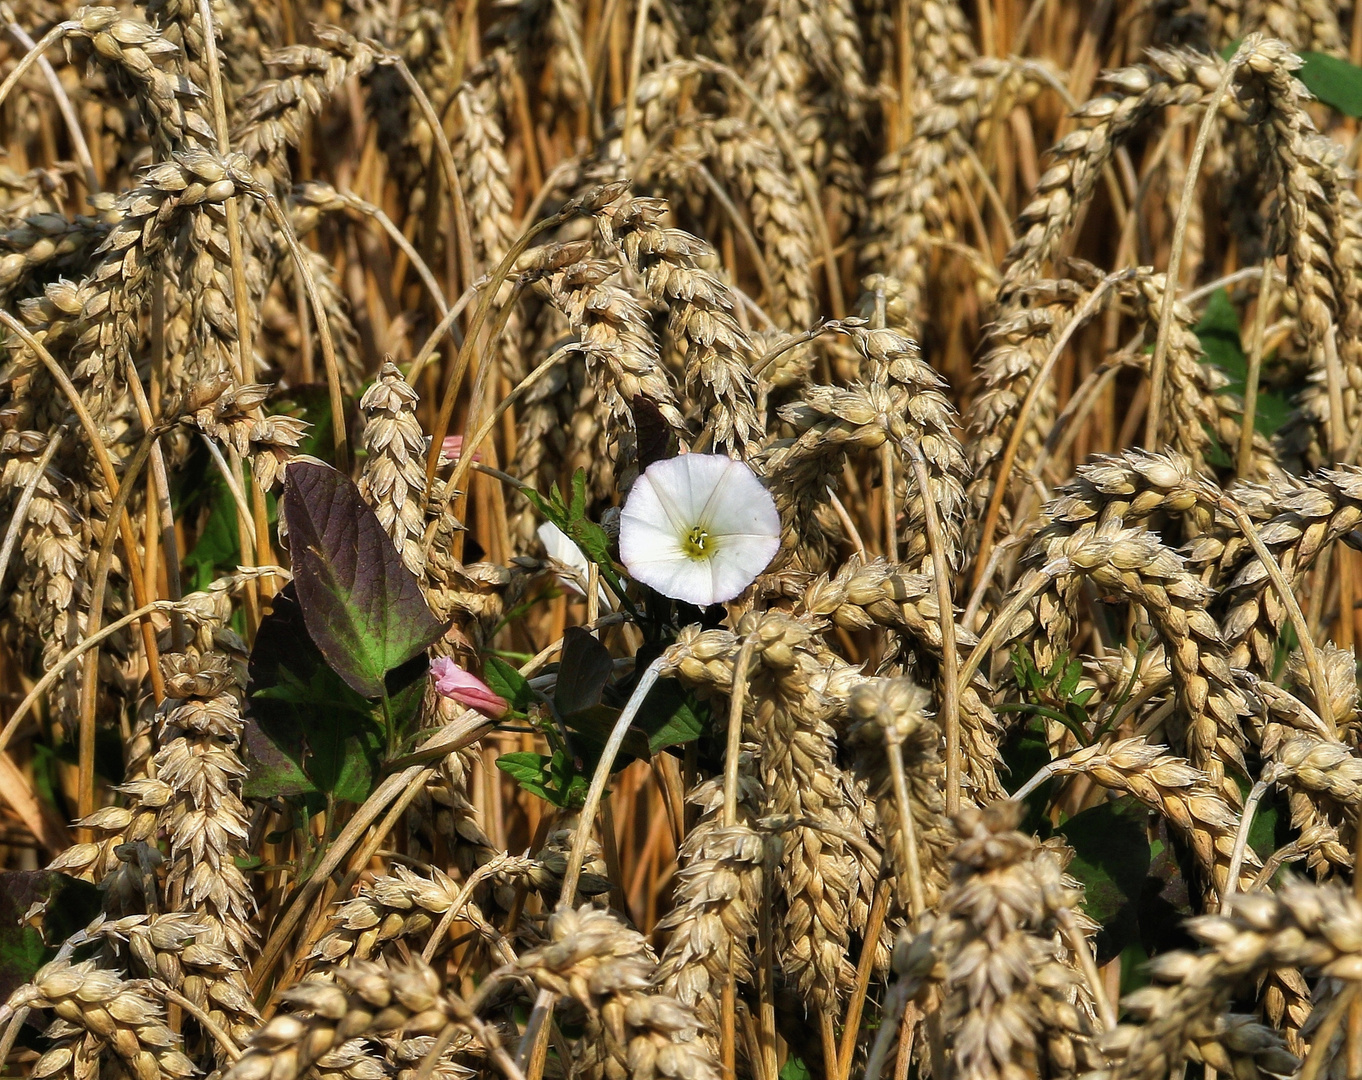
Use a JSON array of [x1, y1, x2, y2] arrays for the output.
[[491, 631, 705, 809], [1298, 51, 1362, 117], [637, 677, 706, 754], [1001, 716, 1055, 835], [778, 1059, 812, 1080], [497, 750, 588, 807], [1193, 288, 1288, 437], [1235, 774, 1288, 863], [1057, 796, 1151, 962], [555, 627, 615, 715], [521, 470, 630, 601], [1005, 651, 1159, 961], [243, 461, 445, 804], [183, 475, 243, 592], [0, 872, 100, 1003], [282, 461, 445, 698], [1003, 648, 1094, 744], [242, 584, 389, 803], [484, 656, 537, 716]]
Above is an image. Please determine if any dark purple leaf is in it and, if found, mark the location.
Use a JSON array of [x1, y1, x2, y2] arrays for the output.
[[243, 583, 386, 802], [0, 872, 99, 1004], [554, 627, 614, 716], [631, 396, 673, 473], [283, 460, 445, 698]]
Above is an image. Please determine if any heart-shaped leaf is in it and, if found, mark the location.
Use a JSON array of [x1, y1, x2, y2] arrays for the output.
[[484, 657, 536, 715], [283, 460, 445, 698], [636, 677, 705, 754], [496, 750, 588, 808]]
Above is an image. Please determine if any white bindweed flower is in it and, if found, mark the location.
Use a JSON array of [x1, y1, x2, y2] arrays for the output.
[[619, 453, 781, 607], [538, 521, 611, 607]]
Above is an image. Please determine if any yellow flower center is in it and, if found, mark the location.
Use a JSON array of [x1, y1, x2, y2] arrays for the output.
[[682, 525, 713, 560]]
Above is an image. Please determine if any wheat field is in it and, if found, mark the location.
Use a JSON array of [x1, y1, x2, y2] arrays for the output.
[[0, 0, 1361, 1078]]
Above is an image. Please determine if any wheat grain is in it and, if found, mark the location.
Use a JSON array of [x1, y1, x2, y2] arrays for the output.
[[4, 958, 197, 1080]]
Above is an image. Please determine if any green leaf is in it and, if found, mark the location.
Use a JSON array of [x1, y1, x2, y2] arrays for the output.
[[636, 677, 706, 754], [560, 676, 706, 765], [1057, 796, 1151, 963], [1065, 701, 1090, 730], [1194, 286, 1241, 341], [496, 750, 588, 808], [496, 751, 557, 802], [779, 1059, 812, 1080], [1011, 646, 1044, 694], [1056, 656, 1083, 700], [0, 872, 100, 1004], [545, 750, 589, 808], [1248, 795, 1281, 860], [561, 703, 647, 764], [1001, 717, 1057, 837], [183, 475, 241, 592], [384, 655, 430, 738], [283, 461, 445, 699], [520, 470, 629, 600], [242, 583, 387, 803], [555, 627, 614, 716], [1194, 289, 1290, 436], [1234, 774, 1288, 862], [518, 483, 564, 529], [485, 656, 536, 714], [1299, 51, 1362, 117], [569, 470, 589, 526], [1202, 424, 1234, 468], [1120, 942, 1151, 996]]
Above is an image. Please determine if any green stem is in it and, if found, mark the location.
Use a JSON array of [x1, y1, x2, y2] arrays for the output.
[[380, 688, 397, 761], [993, 702, 1091, 746]]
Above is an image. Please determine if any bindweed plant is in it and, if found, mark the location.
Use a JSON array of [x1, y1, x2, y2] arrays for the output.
[[8, 5, 1362, 1080]]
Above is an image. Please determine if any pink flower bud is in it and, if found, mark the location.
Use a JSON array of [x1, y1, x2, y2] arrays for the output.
[[438, 435, 482, 467], [438, 435, 463, 465], [430, 656, 509, 719]]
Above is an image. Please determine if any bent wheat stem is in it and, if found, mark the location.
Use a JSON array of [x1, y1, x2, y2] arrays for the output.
[[559, 656, 665, 905], [1146, 39, 1253, 447], [0, 429, 62, 593]]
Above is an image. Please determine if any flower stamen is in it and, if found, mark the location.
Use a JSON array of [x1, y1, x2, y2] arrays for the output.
[[683, 526, 712, 559]]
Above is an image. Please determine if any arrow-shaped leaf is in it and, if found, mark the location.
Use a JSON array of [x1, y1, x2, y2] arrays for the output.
[[283, 460, 445, 698]]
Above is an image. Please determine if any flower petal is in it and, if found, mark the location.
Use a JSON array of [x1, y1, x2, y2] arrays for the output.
[[430, 657, 509, 719], [538, 521, 583, 568], [701, 458, 782, 541], [645, 452, 737, 528], [622, 468, 678, 536], [708, 532, 781, 601], [628, 553, 722, 607], [620, 480, 688, 567], [538, 521, 614, 608], [620, 454, 782, 606]]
